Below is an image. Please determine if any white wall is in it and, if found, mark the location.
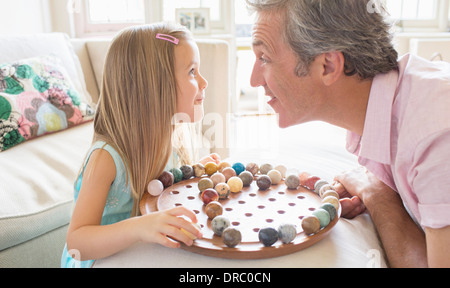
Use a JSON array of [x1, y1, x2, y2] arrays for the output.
[[0, 0, 51, 35]]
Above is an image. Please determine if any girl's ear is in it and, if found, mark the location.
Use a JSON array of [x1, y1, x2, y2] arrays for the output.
[[319, 51, 345, 86]]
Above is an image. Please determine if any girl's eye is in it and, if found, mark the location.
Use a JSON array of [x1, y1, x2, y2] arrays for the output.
[[190, 68, 196, 76]]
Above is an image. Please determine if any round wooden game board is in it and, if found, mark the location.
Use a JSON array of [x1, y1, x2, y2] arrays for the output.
[[140, 176, 340, 260]]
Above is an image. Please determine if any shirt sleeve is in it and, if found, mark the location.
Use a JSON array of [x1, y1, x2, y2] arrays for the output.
[[411, 129, 450, 229]]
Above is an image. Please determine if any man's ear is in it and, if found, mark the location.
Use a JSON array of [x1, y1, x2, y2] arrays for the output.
[[320, 51, 345, 86]]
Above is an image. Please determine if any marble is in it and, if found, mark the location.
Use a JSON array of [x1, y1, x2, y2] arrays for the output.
[[312, 209, 331, 228], [198, 178, 214, 192], [170, 168, 183, 184], [322, 195, 340, 211], [277, 224, 297, 244], [215, 183, 231, 200], [256, 175, 272, 190], [321, 190, 339, 200], [210, 172, 226, 186], [274, 165, 287, 178], [192, 163, 206, 178], [222, 167, 237, 182], [245, 162, 259, 176], [217, 161, 231, 172], [314, 179, 329, 195], [267, 169, 282, 185], [201, 188, 219, 205], [180, 165, 194, 180], [259, 163, 273, 175], [211, 216, 230, 236], [319, 184, 334, 198], [147, 179, 164, 197], [158, 171, 174, 188], [258, 227, 279, 247], [301, 216, 321, 235], [238, 171, 254, 187], [205, 162, 218, 176], [227, 176, 243, 193], [320, 203, 337, 221], [303, 175, 321, 190], [232, 162, 246, 176], [285, 174, 300, 190], [205, 201, 223, 220], [222, 228, 242, 248]]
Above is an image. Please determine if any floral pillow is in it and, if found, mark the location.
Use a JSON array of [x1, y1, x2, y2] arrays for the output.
[[0, 55, 95, 152]]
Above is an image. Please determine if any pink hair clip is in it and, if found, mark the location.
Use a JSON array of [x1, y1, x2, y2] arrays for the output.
[[156, 33, 179, 45]]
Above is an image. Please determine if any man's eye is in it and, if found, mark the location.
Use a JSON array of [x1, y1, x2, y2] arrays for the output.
[[190, 68, 196, 75]]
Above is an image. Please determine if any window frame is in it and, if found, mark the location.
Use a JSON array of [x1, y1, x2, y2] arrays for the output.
[[73, 0, 231, 37]]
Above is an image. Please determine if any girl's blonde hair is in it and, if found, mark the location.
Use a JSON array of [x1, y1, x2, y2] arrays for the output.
[[94, 23, 194, 216]]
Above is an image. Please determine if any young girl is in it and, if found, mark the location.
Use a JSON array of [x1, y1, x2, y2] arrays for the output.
[[61, 23, 218, 268]]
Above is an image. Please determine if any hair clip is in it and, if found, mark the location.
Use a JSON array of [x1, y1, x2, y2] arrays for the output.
[[156, 33, 179, 45]]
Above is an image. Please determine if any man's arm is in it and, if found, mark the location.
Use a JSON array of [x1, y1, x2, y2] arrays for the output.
[[426, 226, 450, 268], [335, 168, 428, 268]]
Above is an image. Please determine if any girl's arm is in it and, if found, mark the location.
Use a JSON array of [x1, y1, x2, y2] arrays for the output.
[[66, 149, 202, 262]]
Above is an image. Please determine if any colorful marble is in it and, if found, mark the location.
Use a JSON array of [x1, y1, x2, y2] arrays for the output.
[[198, 178, 214, 192], [319, 184, 334, 198], [258, 227, 279, 247], [210, 172, 226, 186], [238, 171, 254, 187], [232, 162, 246, 175], [170, 168, 183, 183], [217, 161, 231, 172], [274, 165, 287, 178], [211, 216, 230, 236], [201, 188, 219, 205], [158, 171, 174, 188], [322, 195, 340, 211], [193, 163, 206, 178], [303, 175, 321, 190], [227, 176, 243, 193], [222, 227, 242, 248], [320, 203, 337, 221], [314, 179, 329, 195], [321, 190, 339, 200], [215, 183, 231, 200], [205, 162, 218, 176], [147, 179, 164, 197], [259, 163, 273, 175], [301, 216, 321, 235], [256, 175, 272, 190], [285, 174, 300, 190], [222, 167, 237, 182], [277, 224, 297, 244], [312, 208, 331, 228], [180, 165, 194, 180], [245, 163, 259, 176], [205, 201, 223, 220], [267, 169, 282, 185]]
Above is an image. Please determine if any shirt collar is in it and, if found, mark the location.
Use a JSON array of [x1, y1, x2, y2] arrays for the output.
[[347, 69, 399, 164]]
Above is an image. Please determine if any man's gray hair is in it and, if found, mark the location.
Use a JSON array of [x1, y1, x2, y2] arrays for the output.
[[246, 0, 399, 80]]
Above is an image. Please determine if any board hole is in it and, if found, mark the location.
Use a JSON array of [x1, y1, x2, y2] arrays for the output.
[[278, 191, 285, 195], [268, 198, 276, 202], [187, 196, 195, 200], [266, 219, 274, 223], [193, 210, 200, 214], [249, 193, 257, 197], [253, 228, 260, 233], [186, 185, 193, 188], [257, 205, 265, 209], [309, 207, 316, 211], [171, 191, 180, 195], [277, 210, 286, 214], [232, 222, 240, 226], [175, 203, 183, 207], [245, 213, 253, 217], [288, 203, 296, 207], [225, 207, 233, 212], [297, 195, 305, 200], [238, 200, 246, 204]]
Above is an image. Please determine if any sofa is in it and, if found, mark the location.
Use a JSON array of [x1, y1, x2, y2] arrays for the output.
[[0, 33, 230, 268]]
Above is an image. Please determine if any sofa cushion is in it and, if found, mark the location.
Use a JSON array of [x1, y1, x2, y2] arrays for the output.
[[0, 122, 94, 251], [0, 55, 95, 152], [0, 33, 93, 106]]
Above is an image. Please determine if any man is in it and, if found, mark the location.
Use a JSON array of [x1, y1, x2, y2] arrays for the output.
[[247, 0, 450, 268]]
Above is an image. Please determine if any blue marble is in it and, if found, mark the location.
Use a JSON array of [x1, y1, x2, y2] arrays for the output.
[[232, 162, 246, 176]]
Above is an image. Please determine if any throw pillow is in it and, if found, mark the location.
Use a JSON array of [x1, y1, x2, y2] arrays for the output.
[[0, 55, 95, 152]]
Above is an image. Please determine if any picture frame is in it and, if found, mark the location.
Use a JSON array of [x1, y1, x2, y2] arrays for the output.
[[175, 8, 211, 35]]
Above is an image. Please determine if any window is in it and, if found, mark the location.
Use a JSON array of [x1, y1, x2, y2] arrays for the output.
[[385, 0, 449, 31], [74, 0, 145, 37]]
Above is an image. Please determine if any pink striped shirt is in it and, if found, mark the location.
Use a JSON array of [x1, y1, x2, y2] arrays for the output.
[[346, 54, 450, 229]]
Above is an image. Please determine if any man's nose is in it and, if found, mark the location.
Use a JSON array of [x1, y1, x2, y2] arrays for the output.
[[250, 61, 264, 88]]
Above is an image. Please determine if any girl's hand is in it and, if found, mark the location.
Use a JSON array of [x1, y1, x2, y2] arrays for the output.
[[137, 207, 203, 249], [199, 153, 221, 165]]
